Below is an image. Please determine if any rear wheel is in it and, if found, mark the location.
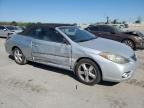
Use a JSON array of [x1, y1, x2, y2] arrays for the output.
[[75, 59, 101, 85], [13, 48, 27, 65], [122, 39, 135, 49]]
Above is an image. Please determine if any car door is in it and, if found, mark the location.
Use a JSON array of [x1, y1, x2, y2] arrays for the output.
[[103, 27, 123, 42], [0, 26, 8, 37], [87, 26, 122, 42], [97, 26, 112, 39], [87, 26, 111, 39], [31, 27, 71, 67]]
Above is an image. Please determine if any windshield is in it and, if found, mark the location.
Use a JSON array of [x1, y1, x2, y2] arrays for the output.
[[59, 27, 97, 42], [6, 26, 18, 30]]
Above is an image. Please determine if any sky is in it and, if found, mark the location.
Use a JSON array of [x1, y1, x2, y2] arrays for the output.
[[0, 0, 144, 23]]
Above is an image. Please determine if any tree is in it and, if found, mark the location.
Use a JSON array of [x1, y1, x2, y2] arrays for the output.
[[106, 16, 111, 24], [26, 22, 35, 27], [37, 22, 42, 24], [135, 16, 142, 24], [122, 21, 126, 24], [11, 21, 17, 26], [112, 19, 118, 24]]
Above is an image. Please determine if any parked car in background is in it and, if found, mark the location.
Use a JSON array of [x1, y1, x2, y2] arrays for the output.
[[5, 24, 137, 85], [0, 25, 23, 38], [85, 25, 144, 50], [5, 25, 23, 34], [19, 26, 26, 31], [0, 25, 14, 37]]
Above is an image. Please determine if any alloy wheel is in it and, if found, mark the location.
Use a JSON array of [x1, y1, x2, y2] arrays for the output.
[[78, 63, 97, 83], [14, 48, 23, 63], [122, 40, 134, 49]]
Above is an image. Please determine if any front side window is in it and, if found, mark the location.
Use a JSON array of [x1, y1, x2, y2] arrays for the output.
[[99, 26, 121, 33], [43, 28, 64, 43], [88, 26, 99, 31], [113, 26, 124, 32], [99, 26, 114, 32], [59, 27, 96, 42]]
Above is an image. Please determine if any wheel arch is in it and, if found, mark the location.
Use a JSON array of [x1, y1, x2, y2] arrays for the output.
[[11, 46, 24, 56], [73, 57, 103, 80], [121, 38, 135, 43], [12, 46, 20, 54], [121, 38, 136, 49]]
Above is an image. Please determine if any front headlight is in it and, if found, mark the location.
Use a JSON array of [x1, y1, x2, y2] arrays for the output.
[[136, 36, 143, 40], [99, 52, 130, 64]]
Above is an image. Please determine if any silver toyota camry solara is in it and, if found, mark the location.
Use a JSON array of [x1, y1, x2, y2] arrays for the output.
[[5, 24, 137, 85]]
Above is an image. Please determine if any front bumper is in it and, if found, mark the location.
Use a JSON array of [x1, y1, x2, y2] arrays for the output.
[[93, 55, 137, 82], [135, 39, 144, 49]]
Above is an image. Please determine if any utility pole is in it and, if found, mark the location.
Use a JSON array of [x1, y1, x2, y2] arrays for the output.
[[106, 16, 110, 24]]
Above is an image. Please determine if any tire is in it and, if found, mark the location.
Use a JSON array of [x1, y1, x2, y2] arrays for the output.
[[122, 39, 135, 50], [75, 59, 101, 85], [13, 48, 27, 65]]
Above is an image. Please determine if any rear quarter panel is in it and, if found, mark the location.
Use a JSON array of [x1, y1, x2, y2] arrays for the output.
[[6, 35, 33, 60]]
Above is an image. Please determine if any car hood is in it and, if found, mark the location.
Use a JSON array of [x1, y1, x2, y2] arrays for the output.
[[78, 38, 134, 58], [123, 31, 144, 39], [123, 30, 138, 34]]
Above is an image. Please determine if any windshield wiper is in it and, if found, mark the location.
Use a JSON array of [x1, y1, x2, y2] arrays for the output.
[[77, 40, 89, 42]]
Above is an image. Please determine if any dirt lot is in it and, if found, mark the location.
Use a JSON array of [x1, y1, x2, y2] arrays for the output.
[[0, 36, 144, 108]]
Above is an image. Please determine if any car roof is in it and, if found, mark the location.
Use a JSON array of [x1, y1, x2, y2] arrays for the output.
[[89, 25, 113, 28], [20, 23, 76, 35], [27, 23, 75, 29]]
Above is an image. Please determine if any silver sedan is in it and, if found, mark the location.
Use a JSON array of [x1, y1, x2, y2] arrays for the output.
[[5, 24, 137, 85]]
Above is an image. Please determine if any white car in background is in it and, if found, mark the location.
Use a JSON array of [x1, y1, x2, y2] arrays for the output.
[[0, 25, 23, 37]]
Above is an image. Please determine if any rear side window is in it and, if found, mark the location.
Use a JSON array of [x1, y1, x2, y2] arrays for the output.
[[99, 26, 114, 32], [26, 27, 64, 43], [43, 28, 64, 43], [28, 28, 43, 38]]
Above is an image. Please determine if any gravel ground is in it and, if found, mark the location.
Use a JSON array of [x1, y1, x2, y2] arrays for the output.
[[0, 37, 144, 108]]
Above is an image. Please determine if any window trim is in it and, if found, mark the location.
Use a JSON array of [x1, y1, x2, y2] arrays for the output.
[[20, 26, 70, 44]]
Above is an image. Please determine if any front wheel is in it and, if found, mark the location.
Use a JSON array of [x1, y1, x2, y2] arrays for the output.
[[13, 48, 27, 65], [122, 39, 135, 50], [75, 59, 101, 85]]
